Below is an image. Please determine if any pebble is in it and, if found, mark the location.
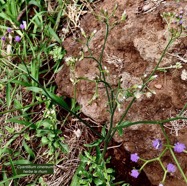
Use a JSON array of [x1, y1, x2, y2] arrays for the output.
[[154, 84, 162, 89]]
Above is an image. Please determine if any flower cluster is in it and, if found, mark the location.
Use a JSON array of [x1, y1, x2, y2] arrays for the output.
[[130, 139, 186, 180], [1, 21, 26, 43]]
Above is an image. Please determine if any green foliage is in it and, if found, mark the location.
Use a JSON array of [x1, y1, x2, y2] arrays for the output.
[[73, 150, 116, 186]]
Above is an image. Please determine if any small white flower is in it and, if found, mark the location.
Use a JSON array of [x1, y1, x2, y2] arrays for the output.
[[23, 21, 27, 29], [137, 85, 142, 89], [73, 129, 82, 138], [146, 92, 152, 98], [144, 74, 147, 78], [134, 91, 142, 99], [181, 69, 187, 80]]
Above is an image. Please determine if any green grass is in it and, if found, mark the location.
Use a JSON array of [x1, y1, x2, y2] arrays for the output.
[[0, 0, 75, 185]]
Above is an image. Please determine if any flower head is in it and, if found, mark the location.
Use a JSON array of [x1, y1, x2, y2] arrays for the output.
[[130, 153, 139, 162], [167, 163, 176, 173], [174, 142, 186, 153], [152, 139, 162, 150], [159, 184, 164, 186], [15, 36, 21, 42], [20, 21, 26, 30], [7, 28, 12, 33], [179, 20, 183, 25], [130, 169, 139, 178], [1, 36, 6, 41]]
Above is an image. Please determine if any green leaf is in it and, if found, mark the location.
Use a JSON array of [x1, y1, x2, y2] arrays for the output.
[[117, 128, 123, 136], [101, 125, 106, 137], [9, 157, 17, 176], [22, 140, 35, 159], [4, 159, 31, 166], [41, 136, 49, 145], [94, 178, 104, 185], [47, 26, 61, 44], [7, 118, 35, 128], [5, 126, 15, 133], [6, 83, 11, 108], [115, 121, 131, 129], [59, 142, 69, 153], [11, 80, 31, 87], [84, 139, 102, 147]]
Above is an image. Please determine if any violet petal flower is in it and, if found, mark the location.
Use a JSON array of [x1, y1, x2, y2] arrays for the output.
[[20, 21, 26, 30], [174, 142, 186, 153], [152, 139, 162, 149], [15, 36, 21, 42], [7, 28, 12, 33], [159, 184, 164, 186], [20, 23, 25, 30], [167, 163, 176, 173], [179, 20, 183, 25], [130, 169, 139, 178], [130, 153, 139, 162], [1, 36, 6, 41]]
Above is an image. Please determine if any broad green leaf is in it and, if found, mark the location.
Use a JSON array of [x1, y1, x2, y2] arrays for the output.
[[41, 136, 49, 145], [94, 178, 104, 185]]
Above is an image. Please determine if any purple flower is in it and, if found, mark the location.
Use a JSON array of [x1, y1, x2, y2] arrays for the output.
[[1, 36, 6, 41], [152, 139, 162, 150], [20, 21, 26, 30], [167, 163, 176, 173], [130, 153, 139, 162], [15, 36, 21, 42], [174, 142, 186, 153], [7, 28, 12, 33], [179, 10, 184, 15], [159, 184, 164, 186], [179, 20, 183, 25], [130, 169, 139, 178], [179, 15, 183, 19]]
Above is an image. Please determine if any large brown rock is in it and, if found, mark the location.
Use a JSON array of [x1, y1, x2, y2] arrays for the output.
[[56, 0, 187, 185]]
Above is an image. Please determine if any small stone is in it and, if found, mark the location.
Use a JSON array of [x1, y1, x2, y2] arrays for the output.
[[154, 84, 162, 89]]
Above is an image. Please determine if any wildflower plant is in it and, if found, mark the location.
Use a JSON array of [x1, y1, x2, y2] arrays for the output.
[[129, 139, 187, 184], [1, 1, 187, 186]]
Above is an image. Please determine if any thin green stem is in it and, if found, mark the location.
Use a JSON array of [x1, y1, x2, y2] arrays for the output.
[[170, 148, 187, 183]]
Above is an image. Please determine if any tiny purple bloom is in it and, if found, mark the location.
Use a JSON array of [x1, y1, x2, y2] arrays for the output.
[[159, 184, 164, 186], [152, 139, 162, 149], [130, 169, 139, 178], [20, 23, 25, 30], [179, 15, 183, 19], [7, 28, 12, 33], [1, 36, 6, 41], [20, 21, 26, 30], [179, 10, 184, 15], [15, 36, 21, 42], [167, 163, 176, 173], [174, 142, 186, 153], [130, 153, 139, 162], [179, 20, 183, 25]]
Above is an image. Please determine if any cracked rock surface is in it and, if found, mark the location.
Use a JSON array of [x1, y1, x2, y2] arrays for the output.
[[56, 0, 187, 185]]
